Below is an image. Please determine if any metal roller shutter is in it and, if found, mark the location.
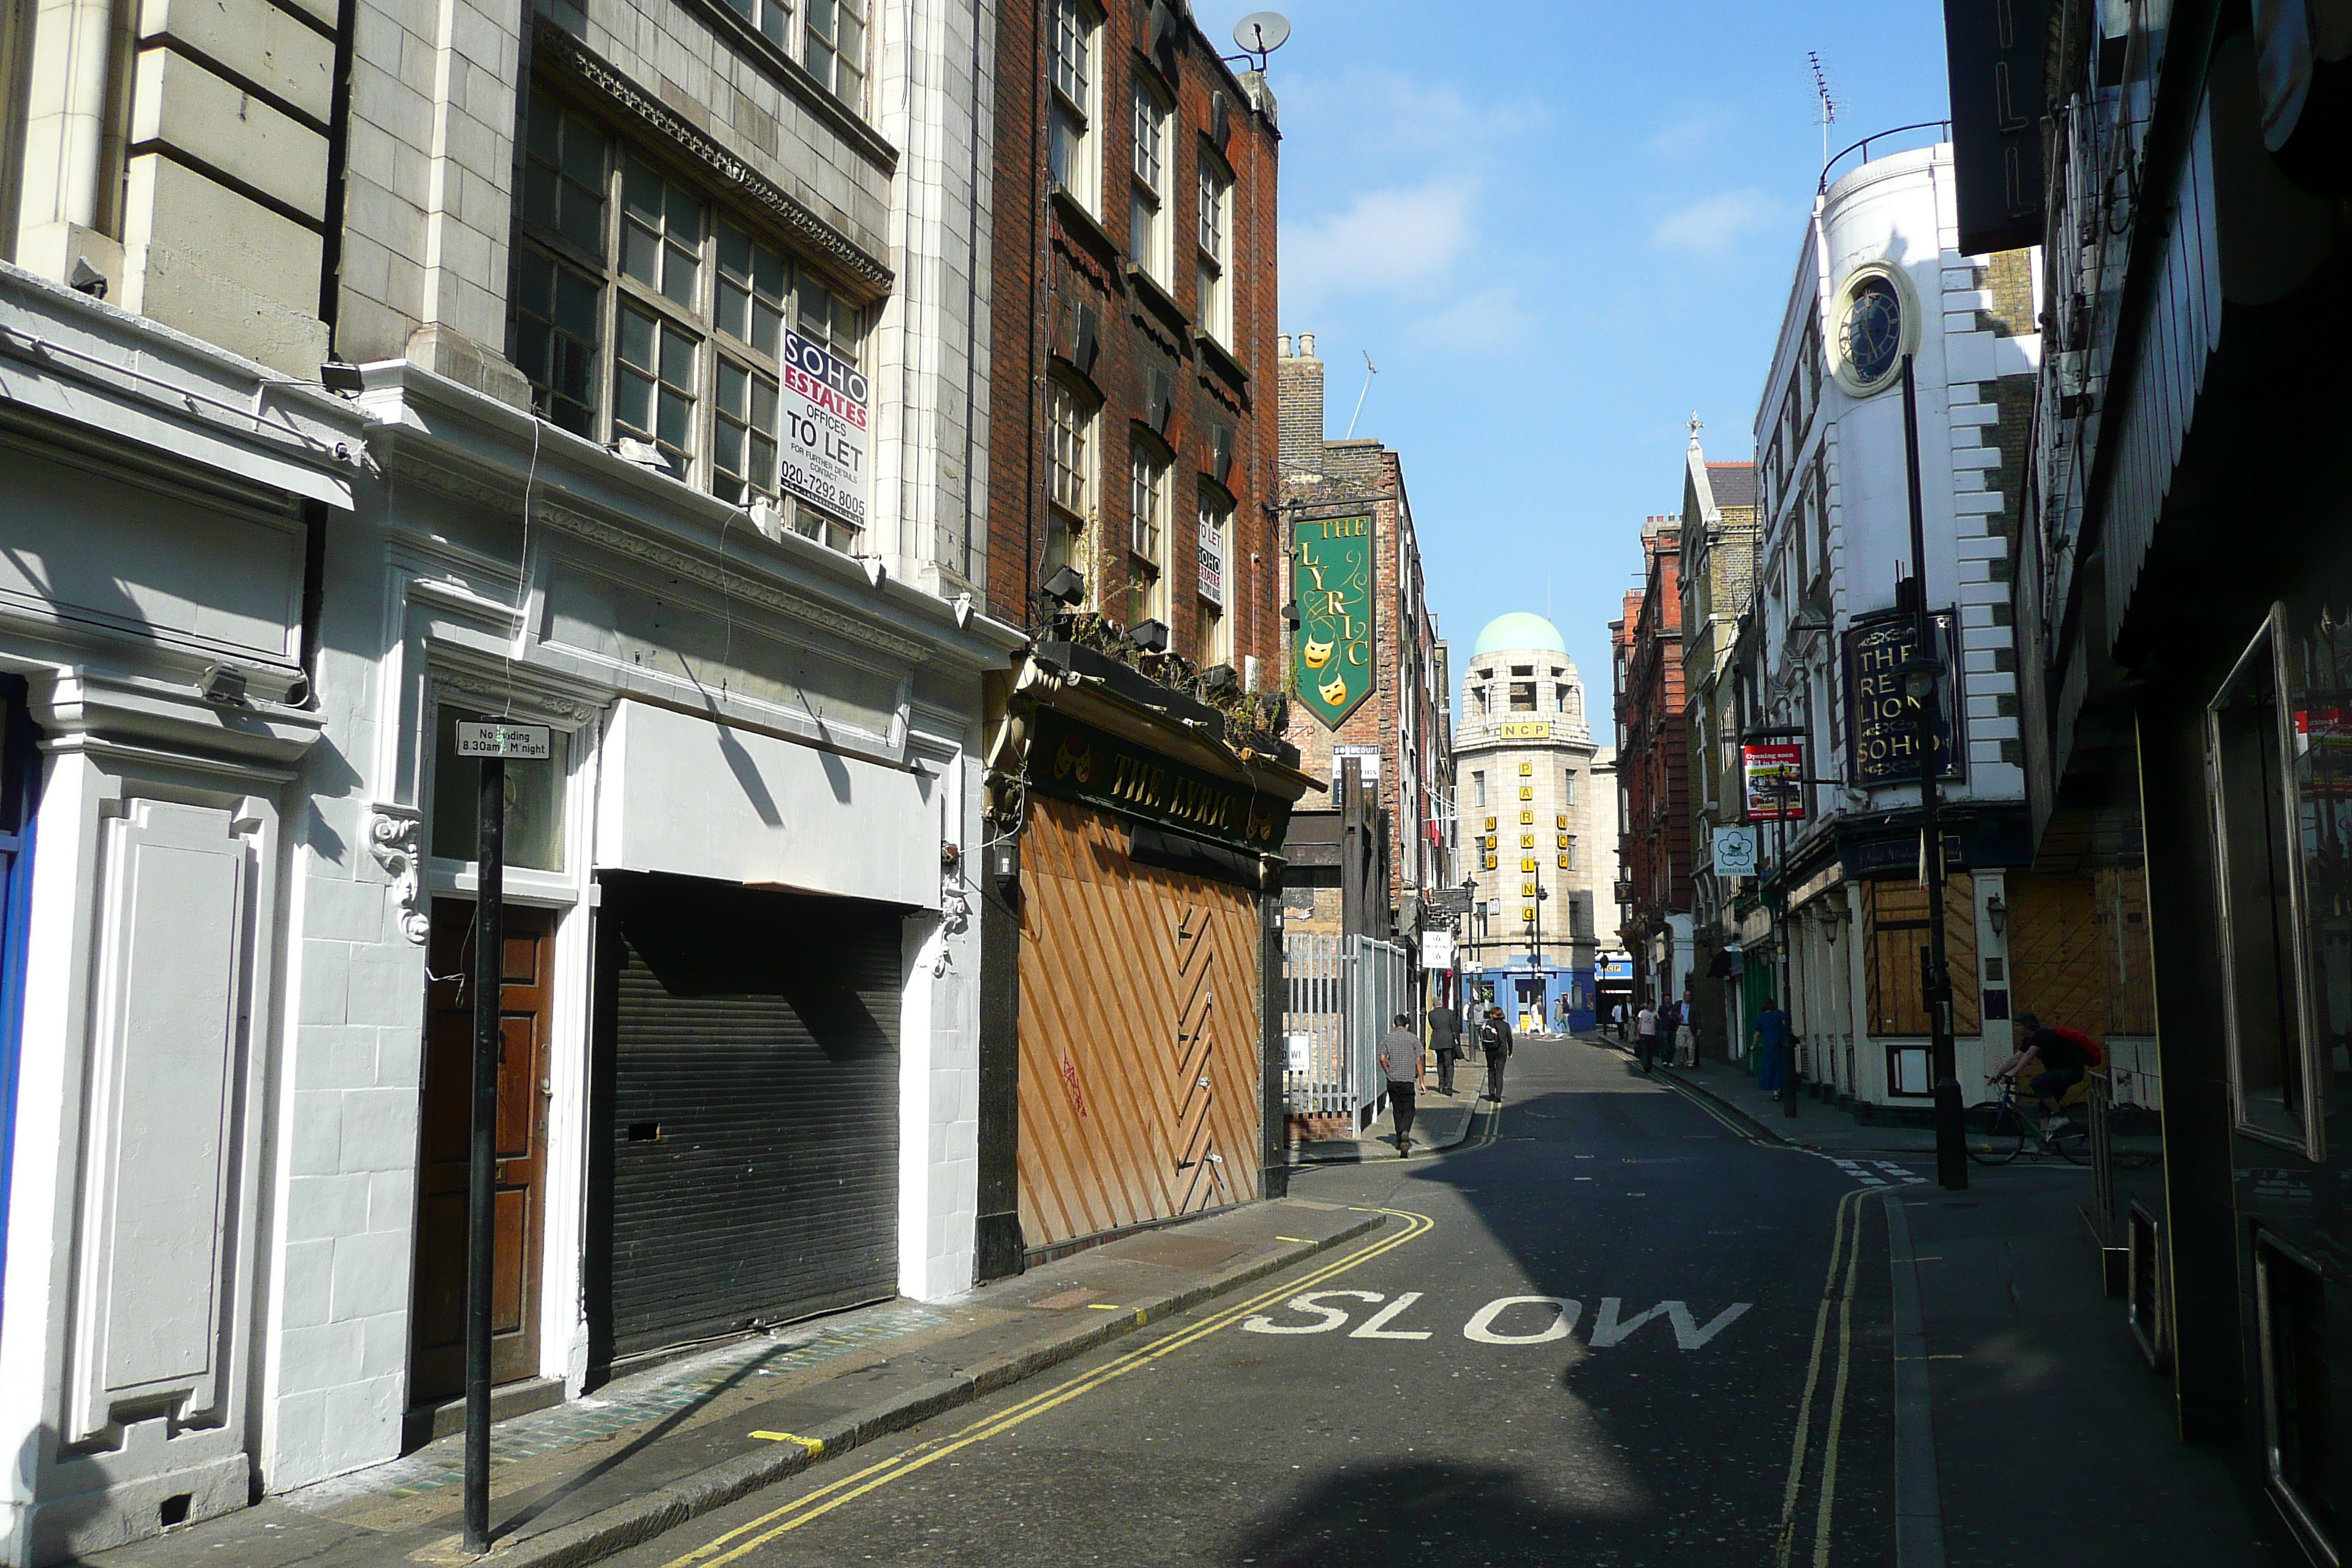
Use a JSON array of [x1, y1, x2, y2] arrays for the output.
[[594, 872, 901, 1360]]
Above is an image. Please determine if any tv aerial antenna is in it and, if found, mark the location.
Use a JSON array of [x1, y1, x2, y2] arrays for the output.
[[1345, 350, 1378, 439], [1808, 52, 1840, 172], [1225, 11, 1290, 72]]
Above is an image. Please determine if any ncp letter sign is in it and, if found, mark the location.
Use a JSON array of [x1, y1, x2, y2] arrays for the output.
[[777, 328, 870, 527]]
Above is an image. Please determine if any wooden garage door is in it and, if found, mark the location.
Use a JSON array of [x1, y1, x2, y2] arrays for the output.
[[1017, 794, 1261, 1248]]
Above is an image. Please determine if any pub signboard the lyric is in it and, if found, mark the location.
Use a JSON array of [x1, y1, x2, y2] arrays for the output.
[[1843, 609, 1963, 785], [1291, 513, 1376, 727]]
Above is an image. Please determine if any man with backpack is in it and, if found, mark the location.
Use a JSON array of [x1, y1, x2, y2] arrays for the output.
[[1992, 1011, 2103, 1129], [1478, 1006, 1514, 1103]]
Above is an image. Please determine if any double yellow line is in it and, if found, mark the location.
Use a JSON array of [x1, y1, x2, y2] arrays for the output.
[[1776, 1187, 1868, 1567], [660, 1206, 1437, 1567]]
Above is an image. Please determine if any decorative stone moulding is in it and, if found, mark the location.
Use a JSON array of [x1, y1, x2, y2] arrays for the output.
[[369, 808, 431, 944]]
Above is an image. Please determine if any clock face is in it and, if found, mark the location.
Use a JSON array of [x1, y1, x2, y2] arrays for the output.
[[1841, 276, 1903, 386]]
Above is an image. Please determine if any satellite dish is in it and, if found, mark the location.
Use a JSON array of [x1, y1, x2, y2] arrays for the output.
[[1232, 10, 1291, 55]]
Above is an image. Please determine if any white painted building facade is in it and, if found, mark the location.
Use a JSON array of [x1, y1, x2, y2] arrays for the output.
[[1738, 143, 2042, 1110], [0, 0, 1013, 1556]]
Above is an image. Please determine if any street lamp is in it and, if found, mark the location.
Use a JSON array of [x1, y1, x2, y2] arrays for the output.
[[1527, 884, 1550, 1030]]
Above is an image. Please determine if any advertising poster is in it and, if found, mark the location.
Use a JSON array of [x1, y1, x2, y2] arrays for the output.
[[1291, 513, 1376, 726], [777, 328, 870, 527], [1742, 744, 1805, 821]]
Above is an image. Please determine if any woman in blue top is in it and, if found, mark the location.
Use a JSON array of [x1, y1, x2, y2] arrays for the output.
[[1752, 998, 1794, 1098]]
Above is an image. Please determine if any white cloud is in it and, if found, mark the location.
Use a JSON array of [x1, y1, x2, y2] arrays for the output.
[[1645, 109, 1727, 157], [1408, 284, 1537, 354], [1280, 68, 1545, 164], [1649, 189, 1784, 260], [1284, 181, 1477, 311]]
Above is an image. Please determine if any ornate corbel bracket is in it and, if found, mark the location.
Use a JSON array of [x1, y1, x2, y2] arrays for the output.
[[369, 807, 431, 945]]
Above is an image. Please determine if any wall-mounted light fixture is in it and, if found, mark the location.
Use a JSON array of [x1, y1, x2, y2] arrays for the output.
[[1986, 889, 2006, 937]]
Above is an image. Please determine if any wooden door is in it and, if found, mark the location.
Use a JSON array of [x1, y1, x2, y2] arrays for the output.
[[409, 900, 554, 1406]]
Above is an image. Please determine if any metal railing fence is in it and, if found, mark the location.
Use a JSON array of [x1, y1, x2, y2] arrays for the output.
[[1282, 933, 1409, 1131]]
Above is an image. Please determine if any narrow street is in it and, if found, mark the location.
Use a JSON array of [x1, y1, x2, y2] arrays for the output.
[[606, 1038, 1899, 1568]]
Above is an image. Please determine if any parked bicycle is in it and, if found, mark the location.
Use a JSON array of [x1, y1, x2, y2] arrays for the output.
[[1966, 1074, 2091, 1166]]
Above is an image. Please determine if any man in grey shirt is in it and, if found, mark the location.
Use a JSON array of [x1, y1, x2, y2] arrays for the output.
[[1379, 1013, 1424, 1154]]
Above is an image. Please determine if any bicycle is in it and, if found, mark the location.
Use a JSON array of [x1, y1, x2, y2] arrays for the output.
[[1965, 1074, 2092, 1166]]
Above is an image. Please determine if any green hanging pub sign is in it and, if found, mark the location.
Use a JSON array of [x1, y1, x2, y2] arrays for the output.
[[1292, 513, 1376, 728]]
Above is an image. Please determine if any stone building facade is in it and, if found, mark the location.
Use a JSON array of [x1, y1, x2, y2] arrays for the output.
[[1452, 614, 1613, 1032], [0, 0, 1015, 1557]]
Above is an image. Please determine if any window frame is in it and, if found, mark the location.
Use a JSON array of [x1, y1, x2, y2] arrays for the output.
[[1126, 437, 1171, 625], [1129, 74, 1172, 284], [803, 0, 867, 111], [1194, 147, 1233, 342], [1049, 0, 1102, 214], [2210, 607, 2327, 1156]]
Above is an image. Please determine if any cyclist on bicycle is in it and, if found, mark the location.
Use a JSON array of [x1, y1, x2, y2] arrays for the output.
[[1989, 1011, 2095, 1139]]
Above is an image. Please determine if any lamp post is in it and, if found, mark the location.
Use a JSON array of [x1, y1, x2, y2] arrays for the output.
[[1527, 884, 1550, 1031], [1901, 352, 1968, 1191]]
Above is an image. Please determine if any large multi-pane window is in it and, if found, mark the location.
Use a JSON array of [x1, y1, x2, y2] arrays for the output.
[[513, 89, 868, 545], [1130, 78, 1171, 284], [1128, 443, 1169, 623], [1049, 0, 1100, 213], [1196, 154, 1232, 342]]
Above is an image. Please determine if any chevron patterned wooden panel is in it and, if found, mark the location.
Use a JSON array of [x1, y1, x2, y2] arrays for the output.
[[2009, 872, 2111, 1040], [1017, 794, 1262, 1248]]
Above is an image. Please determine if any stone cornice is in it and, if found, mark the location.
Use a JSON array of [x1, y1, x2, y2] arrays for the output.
[[534, 498, 932, 665], [537, 20, 894, 297]]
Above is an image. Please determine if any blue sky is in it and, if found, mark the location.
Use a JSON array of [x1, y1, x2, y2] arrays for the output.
[[1201, 1, 1953, 721]]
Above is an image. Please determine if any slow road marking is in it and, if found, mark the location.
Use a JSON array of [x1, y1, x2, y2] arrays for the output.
[[658, 1207, 1437, 1567], [1240, 1289, 1752, 1349]]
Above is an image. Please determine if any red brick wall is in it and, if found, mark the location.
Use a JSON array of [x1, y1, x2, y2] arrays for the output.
[[987, 5, 1281, 676]]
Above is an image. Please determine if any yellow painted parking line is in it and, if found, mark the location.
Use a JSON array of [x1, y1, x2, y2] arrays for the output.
[[661, 1207, 1436, 1568], [1275, 1236, 1312, 1243], [1084, 1303, 1122, 1310], [748, 1433, 823, 1454]]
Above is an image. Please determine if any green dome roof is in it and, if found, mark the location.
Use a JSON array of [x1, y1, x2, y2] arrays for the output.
[[1471, 612, 1569, 658]]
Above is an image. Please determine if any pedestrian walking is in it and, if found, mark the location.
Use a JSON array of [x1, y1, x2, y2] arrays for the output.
[[1673, 998, 1696, 1068], [1478, 1006, 1514, 1102], [1425, 998, 1463, 1096], [1752, 996, 1795, 1098], [1379, 1012, 1424, 1154], [1635, 1001, 1660, 1072], [1612, 1000, 1629, 1041]]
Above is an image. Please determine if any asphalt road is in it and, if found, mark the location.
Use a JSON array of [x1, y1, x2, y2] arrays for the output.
[[607, 1036, 1909, 1568]]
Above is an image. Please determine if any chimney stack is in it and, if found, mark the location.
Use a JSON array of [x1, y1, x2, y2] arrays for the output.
[[1278, 329, 1324, 479]]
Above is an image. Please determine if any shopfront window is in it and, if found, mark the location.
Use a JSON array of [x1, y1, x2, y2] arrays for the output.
[[2213, 615, 2311, 1147], [431, 706, 567, 872], [2285, 600, 2352, 1144]]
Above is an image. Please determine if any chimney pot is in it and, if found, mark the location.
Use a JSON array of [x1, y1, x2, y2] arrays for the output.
[[1300, 331, 1316, 358], [1278, 333, 1292, 358]]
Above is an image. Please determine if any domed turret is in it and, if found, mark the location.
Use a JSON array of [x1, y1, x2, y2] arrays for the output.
[[1471, 612, 1569, 659]]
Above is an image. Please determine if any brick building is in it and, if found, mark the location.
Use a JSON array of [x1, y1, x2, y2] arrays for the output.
[[1678, 437, 1759, 1060], [971, 3, 1314, 1278], [1273, 334, 1452, 954], [1612, 515, 1692, 1011]]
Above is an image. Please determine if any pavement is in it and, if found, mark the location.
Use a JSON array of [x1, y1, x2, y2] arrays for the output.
[[1292, 1074, 1482, 1164], [75, 1200, 1387, 1568], [87, 1034, 2277, 1568]]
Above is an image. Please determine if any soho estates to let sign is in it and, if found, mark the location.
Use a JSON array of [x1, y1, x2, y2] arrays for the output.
[[1292, 513, 1376, 727], [777, 328, 870, 527], [1843, 609, 1964, 786]]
